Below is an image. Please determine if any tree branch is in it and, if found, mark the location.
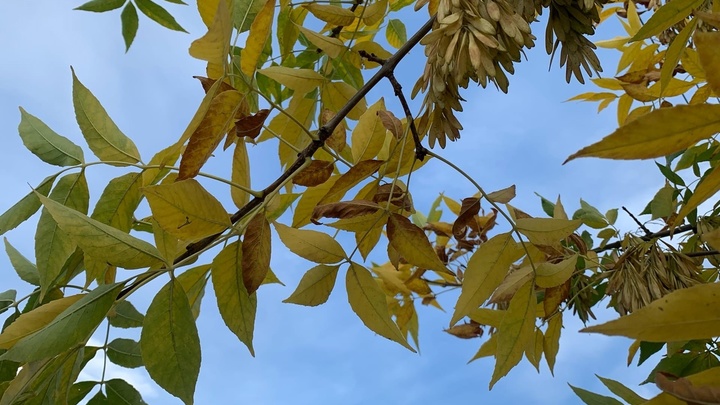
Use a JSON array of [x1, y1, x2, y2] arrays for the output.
[[591, 224, 695, 254]]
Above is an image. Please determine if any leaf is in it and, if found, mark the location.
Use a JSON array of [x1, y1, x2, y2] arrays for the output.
[[0, 174, 55, 236], [4, 238, 40, 286], [283, 264, 339, 306], [36, 193, 164, 269], [385, 19, 407, 48], [211, 241, 256, 355], [107, 300, 144, 328], [535, 255, 578, 288], [490, 279, 536, 388], [135, 0, 187, 31], [469, 333, 497, 362], [582, 283, 720, 341], [73, 69, 141, 164], [544, 312, 562, 374], [235, 108, 270, 139], [487, 185, 516, 204], [695, 32, 720, 96], [566, 104, 720, 163], [106, 379, 147, 405], [293, 175, 339, 227], [233, 0, 268, 32], [351, 99, 387, 162], [377, 110, 403, 139], [630, 0, 703, 42], [1, 283, 123, 362], [91, 172, 143, 232], [257, 66, 326, 95], [311, 200, 382, 224], [303, 3, 355, 25], [241, 214, 271, 294], [660, 19, 697, 94], [322, 81, 366, 120], [176, 264, 210, 320], [596, 375, 647, 405], [362, 0, 386, 25], [346, 262, 415, 351], [452, 197, 480, 239], [143, 179, 230, 243], [451, 232, 522, 325], [189, 0, 232, 66], [569, 384, 625, 405], [121, 2, 140, 51], [0, 295, 83, 349], [68, 381, 98, 405], [35, 173, 88, 292], [318, 160, 383, 204], [298, 25, 345, 58], [293, 160, 334, 187], [240, 0, 275, 77], [515, 218, 582, 247], [75, 0, 125, 12], [18, 107, 84, 166], [141, 279, 200, 405], [654, 372, 720, 405], [274, 222, 346, 264], [107, 338, 143, 369], [178, 90, 246, 180], [387, 213, 450, 275]]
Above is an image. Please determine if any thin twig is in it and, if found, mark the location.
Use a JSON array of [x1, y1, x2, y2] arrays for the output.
[[622, 206, 652, 236], [591, 224, 695, 253]]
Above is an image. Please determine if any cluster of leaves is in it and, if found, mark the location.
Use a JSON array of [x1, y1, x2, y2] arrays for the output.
[[2, 0, 720, 403]]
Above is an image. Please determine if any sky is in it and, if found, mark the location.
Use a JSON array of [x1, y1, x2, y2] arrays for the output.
[[0, 1, 669, 404]]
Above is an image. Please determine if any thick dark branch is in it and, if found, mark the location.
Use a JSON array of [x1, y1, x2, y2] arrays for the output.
[[591, 224, 695, 254], [118, 17, 436, 300]]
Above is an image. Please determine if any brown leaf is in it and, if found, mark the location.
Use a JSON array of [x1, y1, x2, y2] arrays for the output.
[[656, 372, 720, 404], [616, 70, 648, 84], [236, 109, 270, 140], [321, 109, 347, 152], [241, 213, 271, 295], [311, 200, 382, 224], [194, 76, 235, 93], [293, 160, 335, 187], [543, 279, 570, 318], [377, 110, 404, 139], [452, 197, 480, 239], [373, 183, 414, 212], [318, 160, 384, 205], [445, 323, 484, 339], [424, 222, 453, 237]]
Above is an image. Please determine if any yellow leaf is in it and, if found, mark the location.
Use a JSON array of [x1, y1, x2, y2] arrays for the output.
[[515, 218, 581, 247], [442, 195, 461, 215], [258, 95, 316, 167], [298, 25, 345, 58], [189, 0, 232, 67], [595, 36, 630, 50], [143, 179, 231, 242], [152, 219, 181, 264], [385, 18, 407, 49], [351, 98, 387, 162], [241, 0, 275, 77], [644, 367, 720, 405], [524, 327, 544, 371], [617, 94, 633, 125], [695, 31, 720, 95], [676, 165, 720, 226], [322, 81, 367, 120], [257, 66, 326, 95], [468, 307, 503, 328], [660, 19, 697, 94], [565, 104, 720, 163], [361, 0, 386, 25], [386, 213, 451, 275], [241, 213, 271, 294], [197, 0, 220, 27], [0, 295, 83, 349], [283, 264, 339, 306], [491, 279, 536, 388], [535, 254, 578, 288], [451, 232, 522, 325], [303, 3, 355, 25], [626, 0, 642, 35], [544, 313, 562, 375], [567, 92, 618, 102], [486, 185, 516, 204], [231, 140, 251, 209], [346, 262, 415, 351], [582, 283, 720, 341], [631, 0, 704, 42], [591, 78, 624, 91], [292, 176, 339, 228], [682, 48, 706, 80], [274, 222, 346, 263], [702, 228, 720, 251], [179, 90, 245, 180], [318, 160, 383, 205], [469, 333, 497, 362]]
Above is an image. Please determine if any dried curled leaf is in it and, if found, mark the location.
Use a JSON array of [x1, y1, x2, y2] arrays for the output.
[[377, 110, 404, 139], [311, 200, 382, 225], [293, 160, 334, 187], [655, 372, 720, 404], [445, 322, 484, 339], [236, 109, 270, 140], [452, 197, 480, 239]]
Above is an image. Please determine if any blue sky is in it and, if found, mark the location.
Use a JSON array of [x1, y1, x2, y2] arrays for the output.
[[0, 1, 667, 404]]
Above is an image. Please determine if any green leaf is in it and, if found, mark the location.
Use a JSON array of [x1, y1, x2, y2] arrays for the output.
[[234, 0, 268, 32], [68, 381, 98, 405], [656, 162, 685, 186], [107, 300, 144, 328], [0, 291, 15, 315], [135, 0, 187, 31], [72, 68, 141, 163], [1, 283, 123, 362], [106, 379, 147, 404], [211, 241, 256, 355], [4, 238, 40, 286], [630, 0, 704, 42], [141, 278, 200, 405], [36, 172, 89, 293], [569, 384, 624, 405], [87, 391, 110, 404], [650, 185, 675, 219], [91, 172, 143, 232], [385, 19, 407, 49], [121, 2, 139, 51], [0, 174, 56, 236], [107, 338, 143, 369], [18, 107, 84, 166], [0, 295, 82, 349], [283, 264, 339, 306], [36, 192, 164, 269], [176, 264, 210, 320], [346, 262, 415, 352], [596, 375, 646, 405], [74, 0, 126, 12]]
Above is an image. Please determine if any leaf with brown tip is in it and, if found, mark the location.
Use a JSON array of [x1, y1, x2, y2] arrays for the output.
[[293, 160, 334, 187], [311, 200, 382, 224]]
